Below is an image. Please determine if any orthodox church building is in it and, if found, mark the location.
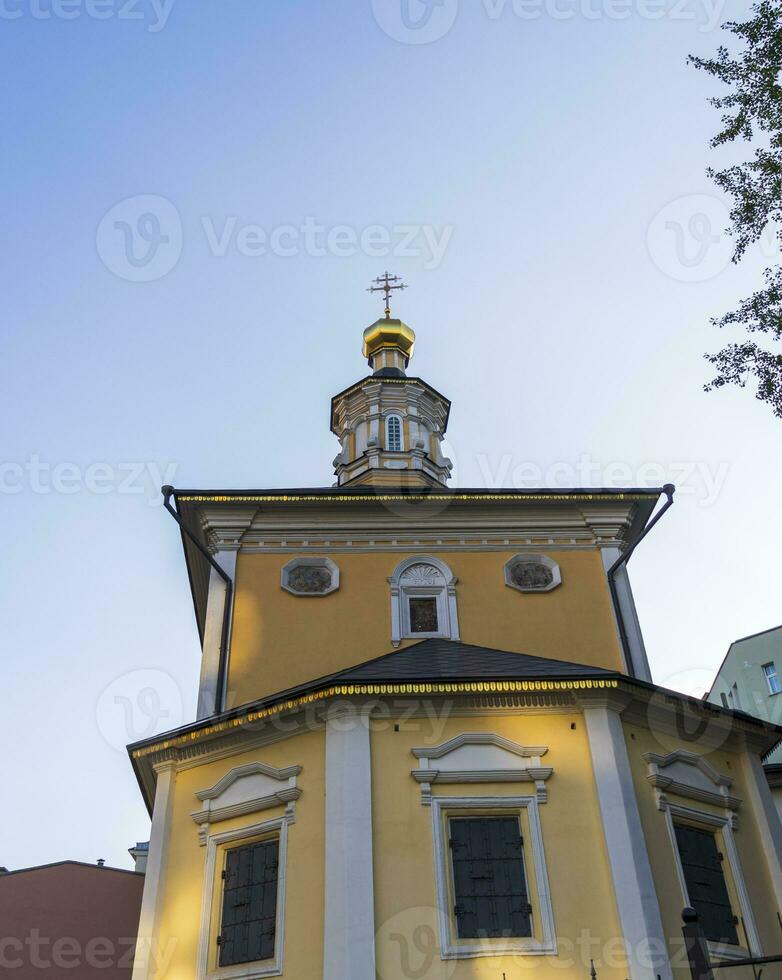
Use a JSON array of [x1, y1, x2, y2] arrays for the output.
[[130, 285, 782, 980]]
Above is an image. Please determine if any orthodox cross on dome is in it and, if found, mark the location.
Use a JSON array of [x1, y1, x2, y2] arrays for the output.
[[367, 272, 406, 319]]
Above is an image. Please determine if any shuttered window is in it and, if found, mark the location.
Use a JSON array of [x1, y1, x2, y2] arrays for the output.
[[674, 825, 739, 946], [218, 839, 279, 967], [449, 816, 532, 939]]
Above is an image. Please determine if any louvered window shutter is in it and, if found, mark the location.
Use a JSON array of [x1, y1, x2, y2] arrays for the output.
[[218, 839, 279, 967], [674, 825, 739, 946], [449, 816, 532, 939]]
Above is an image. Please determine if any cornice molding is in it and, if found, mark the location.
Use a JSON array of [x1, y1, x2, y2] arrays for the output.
[[195, 761, 302, 801], [190, 761, 303, 845], [412, 732, 549, 760], [131, 679, 779, 812], [197, 505, 642, 555], [410, 732, 552, 805], [411, 767, 553, 805], [644, 750, 741, 822]]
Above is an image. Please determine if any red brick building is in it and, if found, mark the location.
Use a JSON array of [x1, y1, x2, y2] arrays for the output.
[[0, 861, 144, 977]]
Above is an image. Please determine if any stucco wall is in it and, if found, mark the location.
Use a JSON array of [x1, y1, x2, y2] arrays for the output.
[[371, 708, 627, 980], [227, 548, 623, 706], [153, 729, 325, 980], [709, 628, 782, 764]]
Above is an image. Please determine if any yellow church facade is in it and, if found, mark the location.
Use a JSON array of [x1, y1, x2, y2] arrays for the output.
[[129, 298, 782, 980]]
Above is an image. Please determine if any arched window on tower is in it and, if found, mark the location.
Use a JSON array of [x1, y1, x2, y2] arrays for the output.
[[385, 414, 403, 452], [388, 557, 459, 647]]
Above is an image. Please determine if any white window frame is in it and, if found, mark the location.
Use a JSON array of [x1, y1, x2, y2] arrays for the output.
[[430, 795, 556, 959], [388, 556, 459, 647], [763, 662, 781, 696], [385, 414, 404, 452], [196, 815, 289, 980], [661, 801, 760, 962]]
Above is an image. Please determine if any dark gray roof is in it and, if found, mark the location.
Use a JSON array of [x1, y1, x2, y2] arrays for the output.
[[331, 638, 617, 683]]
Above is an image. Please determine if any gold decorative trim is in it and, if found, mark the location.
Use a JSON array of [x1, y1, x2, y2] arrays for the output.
[[131, 679, 618, 759], [176, 493, 654, 504]]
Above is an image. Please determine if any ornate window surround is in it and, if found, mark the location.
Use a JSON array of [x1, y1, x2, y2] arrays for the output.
[[644, 750, 741, 820], [195, 814, 290, 980], [280, 556, 339, 597], [645, 750, 759, 961], [663, 803, 759, 961], [430, 795, 556, 959], [411, 733, 552, 806], [191, 762, 302, 845], [388, 556, 459, 647], [385, 413, 404, 452], [504, 554, 561, 593]]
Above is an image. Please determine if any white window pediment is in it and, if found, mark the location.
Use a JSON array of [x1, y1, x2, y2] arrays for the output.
[[411, 733, 552, 805], [400, 562, 445, 588], [388, 556, 459, 647], [644, 750, 741, 817], [191, 762, 302, 844]]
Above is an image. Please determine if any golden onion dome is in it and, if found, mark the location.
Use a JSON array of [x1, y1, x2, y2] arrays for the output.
[[361, 317, 416, 363]]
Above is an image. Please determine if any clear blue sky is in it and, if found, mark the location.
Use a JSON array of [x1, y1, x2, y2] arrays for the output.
[[2, 0, 779, 870]]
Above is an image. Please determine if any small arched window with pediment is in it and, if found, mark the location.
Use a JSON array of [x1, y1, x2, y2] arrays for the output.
[[386, 414, 403, 452], [388, 557, 459, 647]]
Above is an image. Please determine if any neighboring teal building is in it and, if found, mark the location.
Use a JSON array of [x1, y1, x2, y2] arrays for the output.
[[709, 626, 782, 766]]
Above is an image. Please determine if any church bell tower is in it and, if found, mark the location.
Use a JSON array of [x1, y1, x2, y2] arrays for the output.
[[330, 274, 453, 488]]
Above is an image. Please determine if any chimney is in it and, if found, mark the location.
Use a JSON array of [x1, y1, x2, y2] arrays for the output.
[[128, 842, 149, 874]]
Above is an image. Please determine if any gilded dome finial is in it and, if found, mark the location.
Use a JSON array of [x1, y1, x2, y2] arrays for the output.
[[367, 271, 406, 319]]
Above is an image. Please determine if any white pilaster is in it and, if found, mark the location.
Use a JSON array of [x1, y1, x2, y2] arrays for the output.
[[584, 706, 672, 980], [323, 707, 376, 980], [197, 550, 237, 719], [132, 761, 177, 980], [601, 548, 653, 682], [741, 753, 782, 911]]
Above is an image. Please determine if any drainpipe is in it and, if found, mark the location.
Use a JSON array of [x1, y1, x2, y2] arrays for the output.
[[162, 486, 233, 714], [607, 484, 675, 678]]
